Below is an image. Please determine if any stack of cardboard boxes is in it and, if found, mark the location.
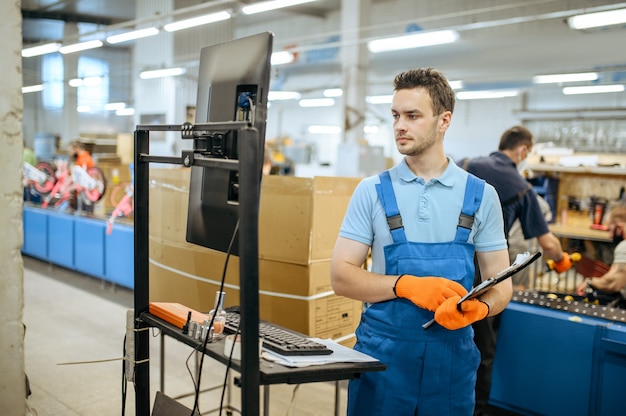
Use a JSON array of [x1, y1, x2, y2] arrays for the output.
[[148, 168, 363, 346]]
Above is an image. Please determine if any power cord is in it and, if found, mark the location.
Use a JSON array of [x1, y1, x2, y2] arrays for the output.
[[121, 334, 127, 416], [190, 219, 239, 416]]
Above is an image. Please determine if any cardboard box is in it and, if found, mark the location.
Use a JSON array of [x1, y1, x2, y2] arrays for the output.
[[148, 256, 362, 339], [148, 168, 361, 264], [258, 175, 361, 264], [97, 162, 133, 214], [149, 168, 191, 242], [146, 168, 363, 341]]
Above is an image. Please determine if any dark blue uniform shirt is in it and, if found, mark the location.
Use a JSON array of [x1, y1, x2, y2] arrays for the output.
[[465, 151, 549, 239]]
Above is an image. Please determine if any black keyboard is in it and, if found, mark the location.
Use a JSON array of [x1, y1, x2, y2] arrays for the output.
[[224, 311, 333, 356]]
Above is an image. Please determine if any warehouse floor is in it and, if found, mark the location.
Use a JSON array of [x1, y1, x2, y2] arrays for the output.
[[23, 256, 347, 416]]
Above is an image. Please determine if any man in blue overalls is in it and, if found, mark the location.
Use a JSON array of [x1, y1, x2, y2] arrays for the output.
[[331, 68, 512, 416]]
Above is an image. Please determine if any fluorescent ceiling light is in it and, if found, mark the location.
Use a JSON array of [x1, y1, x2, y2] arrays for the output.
[[366, 95, 393, 104], [77, 105, 92, 113], [308, 125, 341, 134], [567, 8, 626, 30], [448, 80, 463, 90], [242, 0, 318, 15], [106, 27, 159, 44], [68, 76, 102, 87], [163, 11, 231, 32], [116, 108, 135, 116], [533, 72, 598, 84], [562, 84, 625, 95], [139, 67, 186, 79], [323, 88, 343, 97], [299, 98, 335, 107], [22, 42, 61, 57], [104, 102, 126, 111], [456, 90, 519, 100], [271, 51, 295, 65], [22, 85, 44, 94], [59, 40, 104, 54], [368, 29, 459, 53], [268, 91, 301, 100]]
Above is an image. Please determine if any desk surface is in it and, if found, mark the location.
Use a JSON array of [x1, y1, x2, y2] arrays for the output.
[[141, 312, 386, 385], [549, 223, 611, 242], [549, 211, 611, 242]]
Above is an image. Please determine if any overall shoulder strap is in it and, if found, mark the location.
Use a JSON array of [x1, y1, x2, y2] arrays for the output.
[[455, 174, 485, 242], [375, 171, 407, 243]]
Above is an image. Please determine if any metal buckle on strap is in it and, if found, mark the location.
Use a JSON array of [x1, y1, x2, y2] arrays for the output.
[[387, 214, 403, 230], [458, 213, 474, 230]]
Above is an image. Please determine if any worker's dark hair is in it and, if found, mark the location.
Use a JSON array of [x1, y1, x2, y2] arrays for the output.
[[69, 140, 87, 150], [498, 125, 533, 151], [393, 68, 455, 115]]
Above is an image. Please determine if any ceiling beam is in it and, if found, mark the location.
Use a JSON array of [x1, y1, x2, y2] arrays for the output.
[[21, 9, 120, 26]]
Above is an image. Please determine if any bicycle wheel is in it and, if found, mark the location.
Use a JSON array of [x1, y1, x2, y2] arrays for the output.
[[82, 166, 107, 202], [32, 161, 56, 194]]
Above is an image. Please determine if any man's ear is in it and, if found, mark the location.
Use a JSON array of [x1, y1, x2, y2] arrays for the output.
[[439, 111, 452, 131]]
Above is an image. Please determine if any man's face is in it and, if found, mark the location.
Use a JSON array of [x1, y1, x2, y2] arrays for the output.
[[390, 88, 448, 157]]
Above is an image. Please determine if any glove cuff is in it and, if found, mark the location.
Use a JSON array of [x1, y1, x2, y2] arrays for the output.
[[553, 252, 572, 272], [392, 274, 405, 297], [478, 299, 490, 317]]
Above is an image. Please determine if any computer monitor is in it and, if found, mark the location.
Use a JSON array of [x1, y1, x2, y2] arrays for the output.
[[186, 32, 274, 256]]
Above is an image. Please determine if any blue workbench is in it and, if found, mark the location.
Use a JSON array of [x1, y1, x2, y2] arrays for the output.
[[22, 204, 134, 289], [491, 301, 626, 415]]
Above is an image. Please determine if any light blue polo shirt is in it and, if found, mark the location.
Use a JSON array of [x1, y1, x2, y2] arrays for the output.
[[339, 157, 507, 275]]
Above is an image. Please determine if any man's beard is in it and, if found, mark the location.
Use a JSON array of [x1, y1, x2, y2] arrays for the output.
[[398, 124, 438, 157]]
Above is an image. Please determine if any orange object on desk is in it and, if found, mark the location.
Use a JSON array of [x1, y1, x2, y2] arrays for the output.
[[149, 302, 209, 329]]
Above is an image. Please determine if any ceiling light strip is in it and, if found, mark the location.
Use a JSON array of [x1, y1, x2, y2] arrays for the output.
[[456, 90, 519, 100], [139, 67, 187, 79], [59, 40, 104, 54], [242, 0, 318, 15], [163, 11, 231, 32], [106, 27, 159, 44], [368, 29, 459, 53], [567, 8, 626, 30], [562, 85, 625, 95], [22, 42, 61, 58], [299, 98, 335, 107], [22, 85, 44, 94], [533, 72, 599, 84]]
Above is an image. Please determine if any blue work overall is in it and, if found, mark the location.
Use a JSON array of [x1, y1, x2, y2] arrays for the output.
[[347, 171, 485, 416]]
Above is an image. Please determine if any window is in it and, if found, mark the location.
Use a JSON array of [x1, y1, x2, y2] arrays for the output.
[[76, 56, 109, 111], [42, 54, 64, 109]]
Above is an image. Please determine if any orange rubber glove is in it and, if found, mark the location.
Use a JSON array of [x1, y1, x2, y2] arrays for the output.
[[434, 296, 489, 330], [549, 252, 574, 273], [394, 275, 467, 312]]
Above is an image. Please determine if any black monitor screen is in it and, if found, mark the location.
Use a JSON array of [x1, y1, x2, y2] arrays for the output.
[[186, 32, 273, 255]]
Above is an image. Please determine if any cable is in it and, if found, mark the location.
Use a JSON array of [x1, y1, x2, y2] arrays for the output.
[[121, 334, 127, 416], [190, 219, 239, 416], [284, 384, 301, 416], [219, 326, 241, 413]]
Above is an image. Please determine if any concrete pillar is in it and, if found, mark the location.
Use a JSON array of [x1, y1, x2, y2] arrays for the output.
[[336, 0, 373, 177], [62, 22, 80, 144], [133, 0, 177, 155], [0, 1, 27, 414], [340, 0, 370, 145]]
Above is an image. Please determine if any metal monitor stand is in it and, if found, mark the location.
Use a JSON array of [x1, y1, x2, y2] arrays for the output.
[[133, 122, 261, 416]]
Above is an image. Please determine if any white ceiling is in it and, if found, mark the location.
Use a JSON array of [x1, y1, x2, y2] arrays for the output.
[[20, 0, 626, 92]]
